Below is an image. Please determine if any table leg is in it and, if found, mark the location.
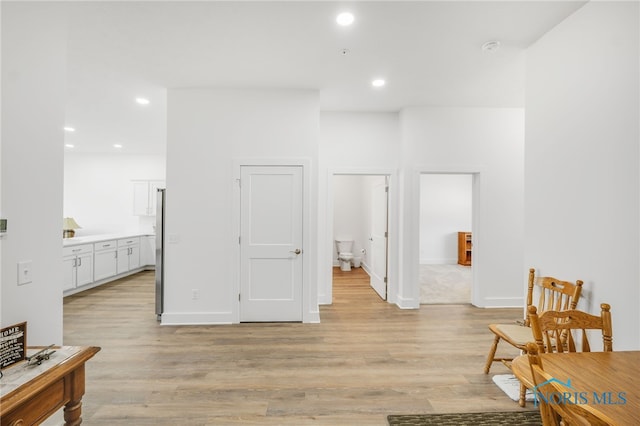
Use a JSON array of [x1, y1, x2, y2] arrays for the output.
[[63, 399, 83, 426], [65, 363, 86, 425]]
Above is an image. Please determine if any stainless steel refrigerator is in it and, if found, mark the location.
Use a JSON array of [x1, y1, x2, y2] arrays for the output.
[[155, 188, 166, 320]]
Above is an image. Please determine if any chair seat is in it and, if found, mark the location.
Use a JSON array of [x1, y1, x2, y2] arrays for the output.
[[490, 323, 534, 347]]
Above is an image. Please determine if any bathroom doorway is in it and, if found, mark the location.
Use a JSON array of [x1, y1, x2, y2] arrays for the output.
[[331, 174, 390, 301], [419, 173, 474, 305]]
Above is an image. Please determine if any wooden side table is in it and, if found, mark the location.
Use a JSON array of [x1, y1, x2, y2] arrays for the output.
[[1, 346, 100, 426], [457, 232, 472, 266]]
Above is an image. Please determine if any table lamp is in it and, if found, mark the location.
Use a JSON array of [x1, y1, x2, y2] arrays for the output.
[[63, 217, 81, 238]]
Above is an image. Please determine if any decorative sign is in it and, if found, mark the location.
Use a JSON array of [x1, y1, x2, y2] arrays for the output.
[[0, 321, 27, 369]]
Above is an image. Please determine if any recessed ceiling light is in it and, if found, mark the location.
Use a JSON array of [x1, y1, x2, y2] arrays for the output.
[[113, 144, 123, 149], [336, 12, 354, 26], [372, 79, 386, 88], [481, 40, 501, 52], [135, 97, 150, 105], [64, 127, 75, 132], [65, 144, 74, 148]]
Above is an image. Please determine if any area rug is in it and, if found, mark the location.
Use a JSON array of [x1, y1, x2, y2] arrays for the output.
[[387, 410, 541, 425], [492, 373, 535, 402]]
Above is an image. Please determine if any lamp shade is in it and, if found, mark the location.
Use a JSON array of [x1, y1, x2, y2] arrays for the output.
[[62, 217, 82, 230]]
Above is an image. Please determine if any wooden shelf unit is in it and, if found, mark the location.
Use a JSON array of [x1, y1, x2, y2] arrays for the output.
[[458, 232, 472, 266]]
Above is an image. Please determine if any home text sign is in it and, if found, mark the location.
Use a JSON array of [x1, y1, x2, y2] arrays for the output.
[[0, 321, 27, 369]]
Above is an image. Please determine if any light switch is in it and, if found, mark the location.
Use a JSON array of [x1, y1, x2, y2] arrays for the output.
[[18, 261, 33, 285]]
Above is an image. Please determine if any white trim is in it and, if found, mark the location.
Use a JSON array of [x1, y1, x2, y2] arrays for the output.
[[480, 297, 524, 308], [395, 295, 420, 309], [306, 310, 321, 323], [414, 165, 486, 174], [161, 311, 233, 325]]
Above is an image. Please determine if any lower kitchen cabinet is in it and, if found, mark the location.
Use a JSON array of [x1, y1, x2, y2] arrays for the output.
[[94, 240, 118, 281], [117, 237, 140, 274], [64, 234, 154, 296], [63, 244, 93, 291]]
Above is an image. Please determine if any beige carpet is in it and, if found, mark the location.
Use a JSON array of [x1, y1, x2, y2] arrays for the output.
[[420, 264, 471, 304]]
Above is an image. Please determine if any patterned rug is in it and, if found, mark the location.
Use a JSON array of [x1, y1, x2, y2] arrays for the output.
[[387, 410, 541, 425]]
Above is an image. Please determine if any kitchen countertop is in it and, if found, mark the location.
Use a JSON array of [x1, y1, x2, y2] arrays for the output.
[[62, 232, 154, 247]]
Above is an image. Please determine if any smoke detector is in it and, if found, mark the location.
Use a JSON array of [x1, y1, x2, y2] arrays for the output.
[[481, 40, 501, 52]]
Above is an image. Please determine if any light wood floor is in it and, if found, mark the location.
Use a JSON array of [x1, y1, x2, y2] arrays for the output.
[[61, 267, 530, 425]]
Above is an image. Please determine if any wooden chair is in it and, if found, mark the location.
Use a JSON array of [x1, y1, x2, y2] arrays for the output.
[[525, 342, 617, 426], [528, 303, 613, 354], [484, 268, 584, 407], [517, 303, 613, 415]]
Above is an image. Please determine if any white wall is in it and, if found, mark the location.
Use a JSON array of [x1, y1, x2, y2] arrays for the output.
[[1, 3, 67, 344], [333, 175, 367, 266], [164, 88, 319, 324], [525, 1, 639, 349], [401, 107, 525, 308], [64, 153, 166, 235], [420, 174, 472, 264]]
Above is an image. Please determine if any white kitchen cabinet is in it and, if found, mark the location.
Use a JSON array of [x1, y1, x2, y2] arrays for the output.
[[63, 244, 93, 291], [94, 240, 118, 281], [140, 235, 156, 267], [133, 180, 165, 216], [117, 237, 140, 274]]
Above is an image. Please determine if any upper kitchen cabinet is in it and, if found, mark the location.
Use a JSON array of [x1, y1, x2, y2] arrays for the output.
[[133, 180, 165, 216]]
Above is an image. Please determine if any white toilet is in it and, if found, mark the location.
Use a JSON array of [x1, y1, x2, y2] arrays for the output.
[[335, 239, 354, 271]]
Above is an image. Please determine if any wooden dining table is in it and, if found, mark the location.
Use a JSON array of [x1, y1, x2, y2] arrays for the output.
[[512, 350, 640, 425]]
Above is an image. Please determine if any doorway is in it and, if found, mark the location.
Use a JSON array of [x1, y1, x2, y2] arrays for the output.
[[331, 174, 389, 301], [419, 173, 473, 304]]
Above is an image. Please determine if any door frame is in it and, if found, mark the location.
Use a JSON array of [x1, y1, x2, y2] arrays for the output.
[[414, 166, 483, 307], [231, 158, 316, 323], [323, 168, 398, 305]]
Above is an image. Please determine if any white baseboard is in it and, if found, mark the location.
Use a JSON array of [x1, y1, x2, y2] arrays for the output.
[[161, 309, 322, 325], [394, 295, 420, 309], [160, 311, 234, 325], [478, 296, 524, 308]]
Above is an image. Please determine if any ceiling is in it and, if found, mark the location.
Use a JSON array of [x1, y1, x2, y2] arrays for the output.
[[61, 1, 586, 154]]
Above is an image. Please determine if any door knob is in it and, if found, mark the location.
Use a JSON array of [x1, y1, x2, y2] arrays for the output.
[[290, 248, 302, 255]]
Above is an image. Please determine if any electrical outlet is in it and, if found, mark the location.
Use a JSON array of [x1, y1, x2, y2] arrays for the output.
[[18, 261, 33, 285], [192, 289, 199, 300]]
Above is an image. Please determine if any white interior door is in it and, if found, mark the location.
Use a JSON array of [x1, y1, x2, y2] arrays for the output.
[[240, 166, 303, 322], [370, 177, 388, 300]]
